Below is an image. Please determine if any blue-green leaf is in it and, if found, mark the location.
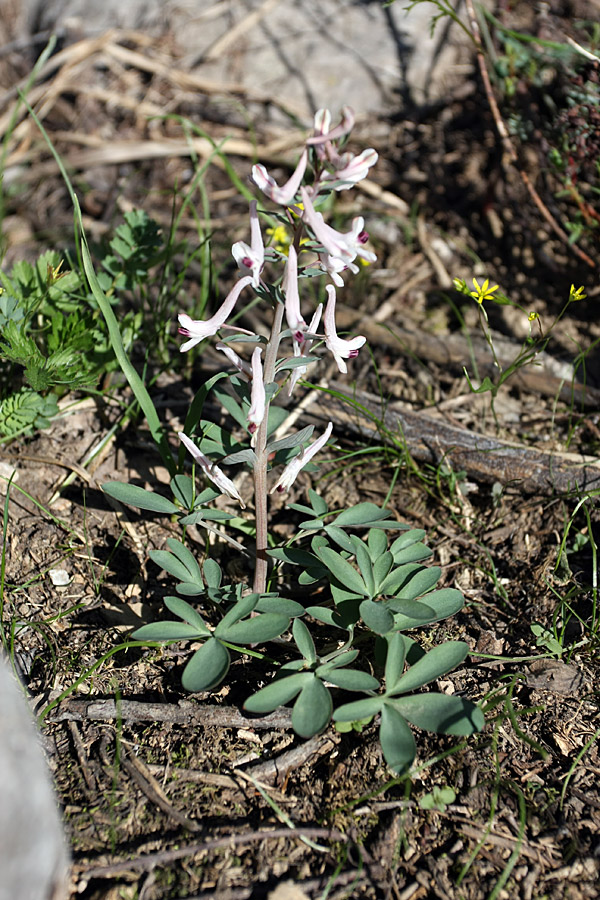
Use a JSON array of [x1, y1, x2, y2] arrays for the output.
[[351, 536, 375, 595], [103, 482, 178, 514], [333, 695, 384, 722], [333, 503, 389, 526], [166, 538, 202, 582], [149, 549, 199, 584], [181, 638, 230, 691], [256, 596, 304, 617], [395, 566, 442, 600], [217, 613, 290, 644], [317, 546, 368, 596], [203, 558, 222, 589], [360, 599, 394, 634], [380, 703, 416, 773], [170, 474, 195, 509], [390, 641, 469, 694], [292, 676, 333, 737], [308, 489, 328, 516], [324, 525, 355, 554], [319, 667, 380, 691], [131, 620, 203, 642], [164, 596, 209, 634], [389, 693, 485, 735], [384, 632, 407, 690], [368, 527, 388, 560], [293, 618, 317, 664], [244, 672, 310, 714]]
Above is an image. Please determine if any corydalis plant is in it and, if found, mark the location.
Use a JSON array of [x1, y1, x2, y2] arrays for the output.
[[176, 106, 377, 595], [105, 108, 484, 774]]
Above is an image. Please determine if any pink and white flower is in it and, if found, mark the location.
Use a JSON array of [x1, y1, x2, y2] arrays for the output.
[[306, 107, 355, 148], [178, 275, 253, 351], [231, 201, 264, 287], [321, 147, 378, 191], [323, 285, 366, 374], [287, 303, 323, 397], [271, 422, 333, 494], [215, 342, 253, 381], [179, 432, 245, 508], [247, 347, 266, 437], [252, 149, 308, 206], [282, 244, 307, 341], [300, 188, 377, 269]]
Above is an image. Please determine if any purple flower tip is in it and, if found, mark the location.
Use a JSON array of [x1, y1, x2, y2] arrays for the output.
[[358, 230, 369, 244]]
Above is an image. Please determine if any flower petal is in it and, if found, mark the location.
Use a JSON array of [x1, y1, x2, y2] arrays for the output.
[[179, 432, 245, 507]]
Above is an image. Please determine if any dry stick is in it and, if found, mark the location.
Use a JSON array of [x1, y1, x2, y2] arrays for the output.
[[76, 826, 348, 884], [48, 699, 292, 730], [318, 383, 600, 495], [120, 747, 202, 834], [463, 0, 595, 269]]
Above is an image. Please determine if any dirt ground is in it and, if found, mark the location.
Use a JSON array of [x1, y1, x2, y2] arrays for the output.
[[1, 2, 599, 899]]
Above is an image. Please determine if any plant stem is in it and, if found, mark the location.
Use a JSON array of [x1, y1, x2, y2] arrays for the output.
[[252, 300, 285, 593]]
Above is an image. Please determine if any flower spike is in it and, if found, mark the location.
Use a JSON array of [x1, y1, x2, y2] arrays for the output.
[[179, 432, 245, 508], [178, 275, 253, 351], [323, 285, 366, 374], [252, 149, 308, 206], [271, 422, 333, 494]]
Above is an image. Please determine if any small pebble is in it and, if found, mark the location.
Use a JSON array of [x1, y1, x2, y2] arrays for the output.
[[49, 569, 71, 587]]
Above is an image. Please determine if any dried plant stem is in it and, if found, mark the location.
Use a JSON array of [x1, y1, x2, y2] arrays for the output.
[[253, 301, 285, 594], [464, 0, 595, 269]]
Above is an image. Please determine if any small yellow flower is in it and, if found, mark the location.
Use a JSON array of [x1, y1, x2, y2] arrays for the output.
[[470, 278, 499, 304], [569, 284, 586, 302], [266, 224, 292, 254], [528, 311, 539, 322]]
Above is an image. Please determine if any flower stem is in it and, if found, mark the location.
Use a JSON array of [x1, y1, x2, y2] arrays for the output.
[[252, 300, 284, 594]]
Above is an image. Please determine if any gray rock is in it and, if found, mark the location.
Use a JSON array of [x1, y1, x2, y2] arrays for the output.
[[0, 654, 69, 900], [18, 0, 476, 116]]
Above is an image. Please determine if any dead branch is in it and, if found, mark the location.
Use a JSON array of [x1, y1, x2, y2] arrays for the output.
[[317, 383, 600, 495], [48, 698, 292, 730]]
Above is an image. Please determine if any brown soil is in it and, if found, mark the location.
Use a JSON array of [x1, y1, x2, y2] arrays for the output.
[[1, 3, 599, 899]]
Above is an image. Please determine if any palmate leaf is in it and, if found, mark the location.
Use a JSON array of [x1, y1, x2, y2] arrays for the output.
[[149, 549, 202, 587]]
